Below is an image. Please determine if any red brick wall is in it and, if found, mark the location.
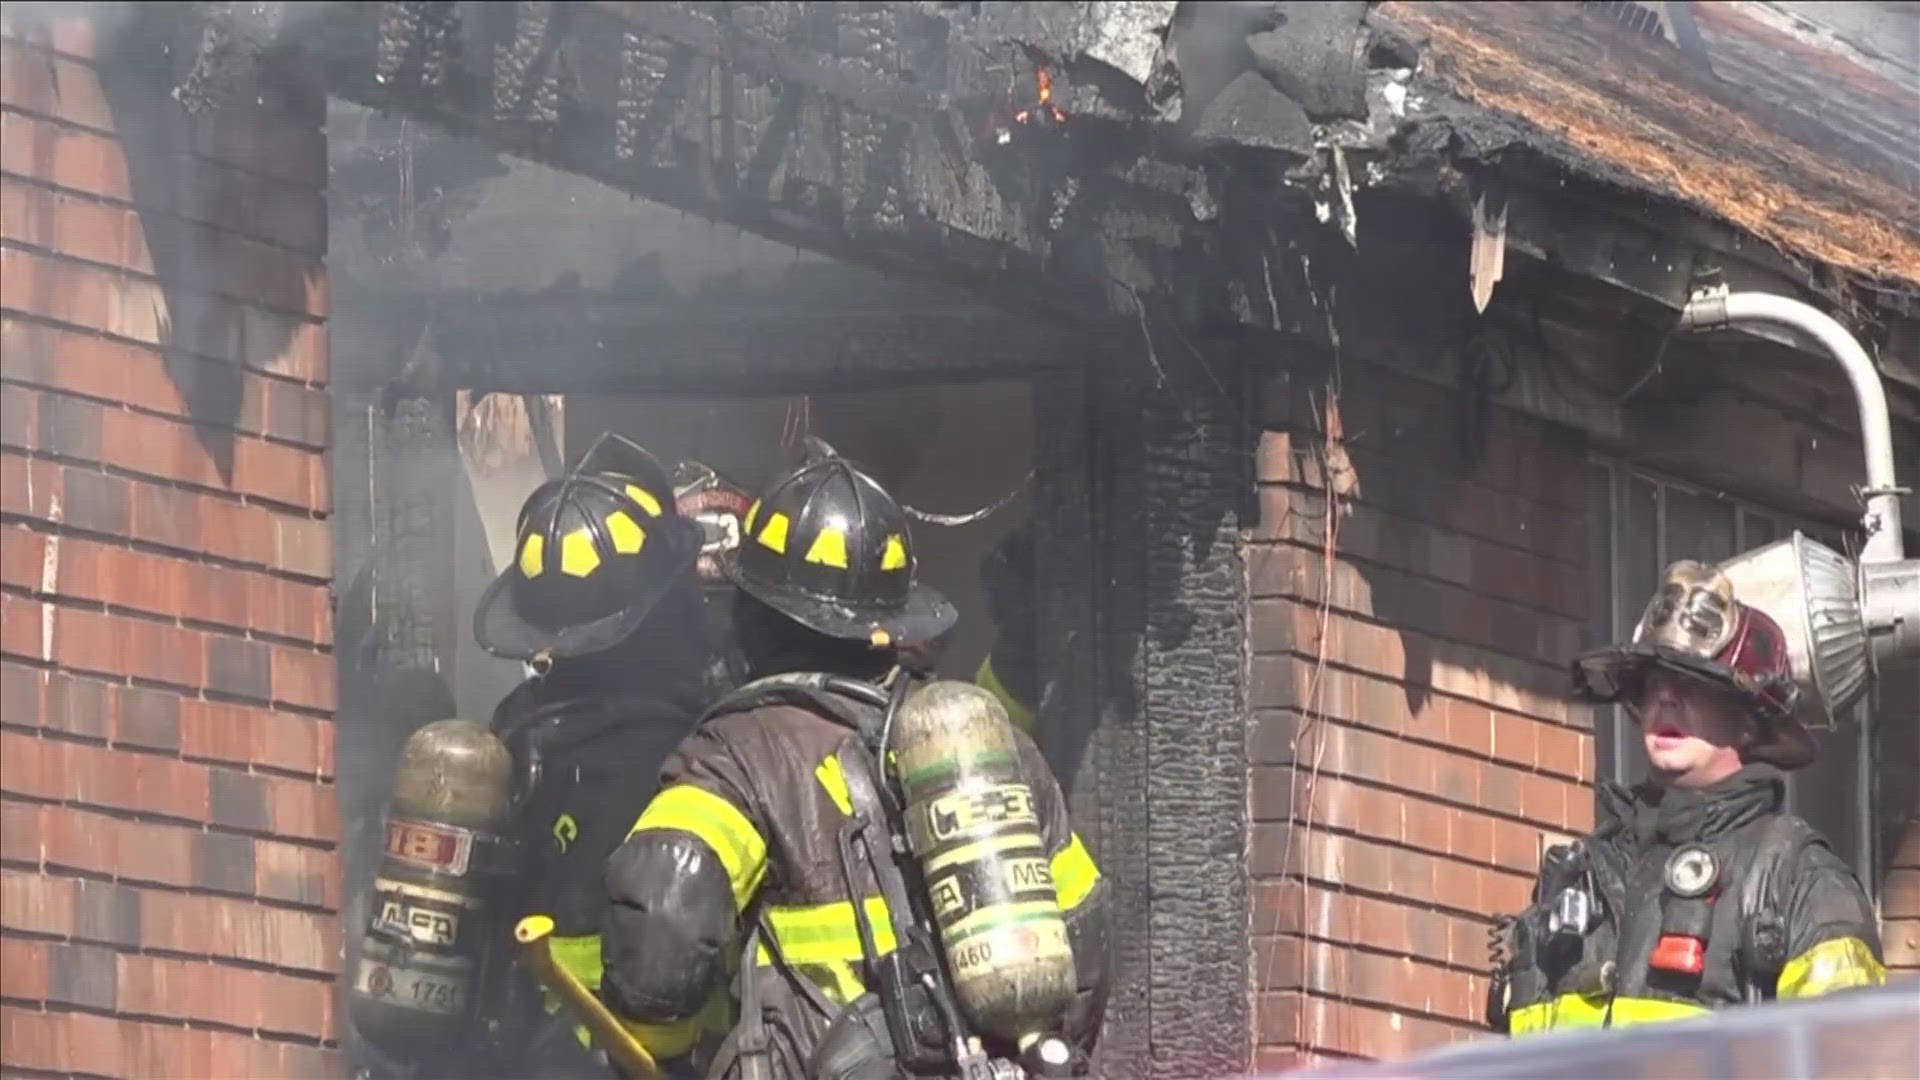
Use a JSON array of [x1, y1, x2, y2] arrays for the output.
[[1247, 361, 1595, 1068], [1878, 673, 1920, 976], [0, 9, 339, 1076]]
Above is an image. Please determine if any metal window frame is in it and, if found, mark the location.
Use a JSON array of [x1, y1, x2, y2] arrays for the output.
[[1586, 457, 1876, 891]]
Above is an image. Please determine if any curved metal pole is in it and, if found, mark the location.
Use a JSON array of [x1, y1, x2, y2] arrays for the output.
[[1681, 289, 1907, 564]]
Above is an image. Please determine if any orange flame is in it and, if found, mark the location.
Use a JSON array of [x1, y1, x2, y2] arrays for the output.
[[1010, 65, 1067, 131]]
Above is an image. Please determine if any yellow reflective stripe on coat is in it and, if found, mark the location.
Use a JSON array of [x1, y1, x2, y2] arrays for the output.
[[548, 933, 603, 996], [975, 657, 1034, 735], [544, 933, 604, 1048], [1777, 936, 1886, 999], [759, 896, 899, 967], [630, 784, 768, 910], [757, 897, 898, 1005], [1509, 994, 1708, 1035], [1052, 833, 1100, 912]]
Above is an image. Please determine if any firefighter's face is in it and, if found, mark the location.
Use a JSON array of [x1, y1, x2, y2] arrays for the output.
[[1630, 671, 1752, 786]]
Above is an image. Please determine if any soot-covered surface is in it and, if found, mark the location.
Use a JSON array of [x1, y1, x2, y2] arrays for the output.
[[1374, 1, 1920, 286]]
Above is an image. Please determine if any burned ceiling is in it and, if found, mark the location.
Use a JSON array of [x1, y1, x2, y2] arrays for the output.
[[153, 1, 1920, 363]]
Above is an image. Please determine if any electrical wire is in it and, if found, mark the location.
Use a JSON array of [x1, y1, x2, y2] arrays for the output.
[[1259, 380, 1349, 1055]]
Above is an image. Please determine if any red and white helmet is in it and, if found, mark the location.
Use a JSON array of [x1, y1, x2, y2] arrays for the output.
[[1571, 560, 1813, 769]]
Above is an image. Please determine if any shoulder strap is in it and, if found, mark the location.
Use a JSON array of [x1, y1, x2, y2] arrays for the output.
[[703, 671, 893, 742], [751, 906, 841, 1021], [727, 888, 842, 1071], [833, 744, 921, 944]]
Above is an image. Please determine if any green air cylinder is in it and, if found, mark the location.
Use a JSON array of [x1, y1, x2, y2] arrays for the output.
[[890, 680, 1077, 1044]]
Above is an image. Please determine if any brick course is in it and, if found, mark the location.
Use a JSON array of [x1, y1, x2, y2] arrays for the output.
[[1878, 673, 1920, 976], [0, 8, 336, 1075], [1248, 363, 1592, 1062]]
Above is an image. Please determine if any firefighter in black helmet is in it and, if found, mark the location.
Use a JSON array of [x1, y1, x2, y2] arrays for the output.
[[470, 434, 713, 1078], [597, 444, 1111, 1078]]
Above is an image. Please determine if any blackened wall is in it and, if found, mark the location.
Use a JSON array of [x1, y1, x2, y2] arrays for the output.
[[0, 6, 339, 1075], [1083, 352, 1255, 1077]]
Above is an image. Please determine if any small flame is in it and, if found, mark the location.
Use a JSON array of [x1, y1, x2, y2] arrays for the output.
[[1003, 65, 1067, 138]]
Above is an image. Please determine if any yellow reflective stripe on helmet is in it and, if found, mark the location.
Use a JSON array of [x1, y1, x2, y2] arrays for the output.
[[758, 512, 791, 554], [805, 528, 850, 568], [605, 510, 646, 554], [1508, 994, 1707, 1037], [622, 483, 663, 518], [561, 529, 601, 577], [881, 535, 909, 571], [975, 657, 1034, 735], [1052, 833, 1099, 912], [1777, 936, 1886, 999], [519, 533, 546, 577], [631, 785, 768, 911], [758, 896, 897, 967]]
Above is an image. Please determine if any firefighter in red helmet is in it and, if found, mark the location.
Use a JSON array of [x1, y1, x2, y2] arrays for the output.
[[1488, 560, 1885, 1036]]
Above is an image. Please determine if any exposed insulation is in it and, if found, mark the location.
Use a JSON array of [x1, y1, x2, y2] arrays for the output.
[[1380, 1, 1920, 287]]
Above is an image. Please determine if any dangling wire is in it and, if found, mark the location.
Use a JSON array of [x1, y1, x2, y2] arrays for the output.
[[899, 469, 1034, 527]]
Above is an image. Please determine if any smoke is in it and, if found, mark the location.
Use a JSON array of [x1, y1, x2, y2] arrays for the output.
[[1167, 1, 1284, 129]]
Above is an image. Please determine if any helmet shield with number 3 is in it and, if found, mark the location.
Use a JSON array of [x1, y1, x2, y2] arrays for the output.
[[473, 434, 703, 662], [1570, 560, 1813, 769], [725, 451, 956, 647]]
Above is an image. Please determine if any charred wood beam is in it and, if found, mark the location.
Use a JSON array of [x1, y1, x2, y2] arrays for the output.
[[599, 2, 950, 122], [310, 1, 1286, 335], [260, 1, 1920, 373], [337, 286, 1106, 395]]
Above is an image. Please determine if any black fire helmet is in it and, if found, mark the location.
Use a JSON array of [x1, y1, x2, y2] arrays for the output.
[[473, 434, 703, 663], [724, 448, 957, 648]]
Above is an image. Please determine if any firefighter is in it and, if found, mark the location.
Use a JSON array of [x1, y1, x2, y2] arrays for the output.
[[974, 524, 1039, 737], [471, 434, 711, 1076], [597, 448, 1111, 1078], [1488, 559, 1886, 1036]]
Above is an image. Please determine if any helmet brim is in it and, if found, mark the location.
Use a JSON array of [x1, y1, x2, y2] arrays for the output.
[[722, 558, 958, 647], [472, 514, 703, 661], [1570, 644, 1815, 771]]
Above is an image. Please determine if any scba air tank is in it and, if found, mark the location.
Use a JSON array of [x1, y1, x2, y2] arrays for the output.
[[349, 719, 516, 1057], [891, 680, 1077, 1044]]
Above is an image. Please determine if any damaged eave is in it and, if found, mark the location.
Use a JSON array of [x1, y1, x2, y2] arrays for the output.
[[182, 0, 1917, 387], [1371, 1, 1920, 292]]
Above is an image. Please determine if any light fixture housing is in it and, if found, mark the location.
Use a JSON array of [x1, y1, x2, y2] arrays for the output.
[[1716, 532, 1871, 731]]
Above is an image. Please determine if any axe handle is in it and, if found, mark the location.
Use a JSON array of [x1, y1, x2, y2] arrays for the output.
[[513, 915, 663, 1080]]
